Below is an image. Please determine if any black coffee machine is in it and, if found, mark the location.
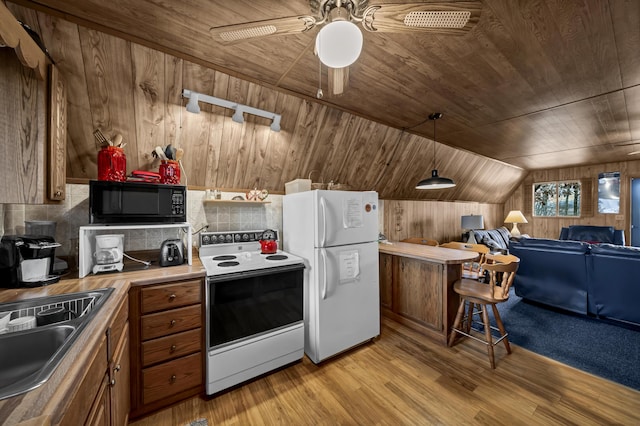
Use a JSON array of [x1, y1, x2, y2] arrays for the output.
[[0, 235, 61, 288]]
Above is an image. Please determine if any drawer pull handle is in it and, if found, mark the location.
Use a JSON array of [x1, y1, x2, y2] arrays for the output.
[[170, 319, 176, 327], [111, 378, 116, 386], [170, 344, 177, 352], [169, 293, 177, 300], [170, 375, 177, 384]]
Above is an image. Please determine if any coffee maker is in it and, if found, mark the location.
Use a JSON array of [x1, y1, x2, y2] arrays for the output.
[[0, 235, 62, 288], [92, 234, 124, 274]]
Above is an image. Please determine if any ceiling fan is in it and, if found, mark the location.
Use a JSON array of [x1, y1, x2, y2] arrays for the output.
[[210, 1, 482, 95]]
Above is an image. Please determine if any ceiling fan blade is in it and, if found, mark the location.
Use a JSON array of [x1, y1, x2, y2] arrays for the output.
[[361, 1, 482, 35], [328, 66, 349, 96], [210, 15, 317, 45]]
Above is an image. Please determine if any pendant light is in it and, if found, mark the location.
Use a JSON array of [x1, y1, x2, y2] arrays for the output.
[[416, 113, 456, 190]]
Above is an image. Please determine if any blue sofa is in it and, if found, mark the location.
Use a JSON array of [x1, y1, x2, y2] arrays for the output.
[[509, 236, 640, 326], [589, 244, 640, 325], [559, 225, 625, 245], [509, 238, 590, 315]]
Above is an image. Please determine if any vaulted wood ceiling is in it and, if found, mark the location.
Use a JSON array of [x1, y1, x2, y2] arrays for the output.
[[13, 0, 640, 171], [7, 0, 640, 202]]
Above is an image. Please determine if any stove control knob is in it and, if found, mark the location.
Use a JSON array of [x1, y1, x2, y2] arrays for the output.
[[225, 234, 233, 243], [210, 235, 218, 244], [242, 233, 249, 241], [202, 235, 210, 245]]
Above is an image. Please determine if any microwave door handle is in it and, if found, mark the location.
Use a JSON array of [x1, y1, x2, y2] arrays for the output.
[[321, 248, 328, 300], [319, 197, 326, 247]]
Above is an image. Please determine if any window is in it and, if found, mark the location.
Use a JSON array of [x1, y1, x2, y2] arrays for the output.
[[598, 172, 620, 214], [533, 181, 581, 217]]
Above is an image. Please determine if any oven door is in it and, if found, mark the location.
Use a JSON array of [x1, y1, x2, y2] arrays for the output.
[[207, 263, 304, 349]]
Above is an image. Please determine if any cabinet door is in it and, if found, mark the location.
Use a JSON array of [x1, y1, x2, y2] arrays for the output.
[[110, 324, 130, 426], [379, 253, 393, 309], [86, 374, 111, 426], [396, 257, 443, 331], [48, 65, 66, 201]]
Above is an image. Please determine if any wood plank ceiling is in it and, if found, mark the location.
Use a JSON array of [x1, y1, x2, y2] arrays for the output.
[[6, 0, 640, 202]]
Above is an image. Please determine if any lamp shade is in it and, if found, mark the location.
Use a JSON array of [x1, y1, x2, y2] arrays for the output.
[[461, 215, 484, 230], [415, 169, 456, 190], [315, 21, 363, 68], [504, 210, 528, 224], [504, 210, 527, 237]]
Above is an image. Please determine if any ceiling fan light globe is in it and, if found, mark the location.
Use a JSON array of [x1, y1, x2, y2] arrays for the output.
[[315, 21, 363, 68]]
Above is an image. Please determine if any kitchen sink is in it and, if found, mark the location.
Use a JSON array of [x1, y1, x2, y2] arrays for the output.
[[0, 288, 114, 400]]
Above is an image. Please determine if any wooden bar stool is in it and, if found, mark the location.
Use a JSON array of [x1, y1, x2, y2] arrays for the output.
[[401, 237, 439, 246], [447, 255, 520, 368], [440, 242, 489, 280]]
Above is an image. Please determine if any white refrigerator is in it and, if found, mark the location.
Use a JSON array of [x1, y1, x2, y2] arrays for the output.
[[283, 190, 380, 364]]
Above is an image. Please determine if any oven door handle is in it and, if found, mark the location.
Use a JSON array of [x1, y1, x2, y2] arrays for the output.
[[320, 248, 327, 300]]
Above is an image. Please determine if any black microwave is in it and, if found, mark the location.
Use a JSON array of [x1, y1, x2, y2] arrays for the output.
[[89, 180, 187, 224]]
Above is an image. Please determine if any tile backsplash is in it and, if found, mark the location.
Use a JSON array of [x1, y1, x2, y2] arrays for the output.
[[1, 184, 284, 257]]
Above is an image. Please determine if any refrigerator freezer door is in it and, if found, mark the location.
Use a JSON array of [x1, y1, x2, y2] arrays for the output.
[[307, 241, 380, 363], [315, 190, 378, 247]]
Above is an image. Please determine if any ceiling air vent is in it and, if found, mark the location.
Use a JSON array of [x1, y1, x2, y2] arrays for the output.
[[219, 25, 277, 42], [404, 11, 471, 28]]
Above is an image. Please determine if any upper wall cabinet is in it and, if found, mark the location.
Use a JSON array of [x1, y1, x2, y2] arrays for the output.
[[0, 2, 66, 203]]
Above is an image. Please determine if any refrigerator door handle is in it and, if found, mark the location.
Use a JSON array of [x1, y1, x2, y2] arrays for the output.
[[320, 248, 328, 300], [320, 196, 327, 247]]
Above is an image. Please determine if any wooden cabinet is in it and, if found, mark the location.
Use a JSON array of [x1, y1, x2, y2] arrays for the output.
[[129, 278, 204, 419], [48, 65, 67, 201], [0, 2, 65, 203], [379, 253, 393, 310], [60, 295, 129, 426], [378, 251, 463, 345], [0, 49, 66, 204]]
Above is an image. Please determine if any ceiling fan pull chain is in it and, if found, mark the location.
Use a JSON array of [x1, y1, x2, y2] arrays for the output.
[[317, 43, 324, 99]]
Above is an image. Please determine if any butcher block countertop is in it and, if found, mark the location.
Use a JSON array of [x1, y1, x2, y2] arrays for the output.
[[378, 241, 479, 263], [0, 255, 205, 425]]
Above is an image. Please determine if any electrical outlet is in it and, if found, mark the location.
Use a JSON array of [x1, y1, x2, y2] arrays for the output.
[[615, 215, 624, 221]]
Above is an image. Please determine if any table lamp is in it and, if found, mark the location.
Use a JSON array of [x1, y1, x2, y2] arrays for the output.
[[461, 215, 484, 243], [504, 210, 528, 237]]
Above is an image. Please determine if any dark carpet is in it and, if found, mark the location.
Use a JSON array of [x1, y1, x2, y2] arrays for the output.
[[492, 290, 640, 391]]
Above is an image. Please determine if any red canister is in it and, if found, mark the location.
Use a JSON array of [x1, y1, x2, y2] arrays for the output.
[[97, 146, 126, 182], [159, 160, 180, 184]]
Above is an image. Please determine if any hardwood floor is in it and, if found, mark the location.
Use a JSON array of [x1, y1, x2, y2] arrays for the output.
[[129, 317, 640, 425]]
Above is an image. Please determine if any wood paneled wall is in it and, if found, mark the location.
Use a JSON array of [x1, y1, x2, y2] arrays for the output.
[[7, 4, 527, 204], [383, 200, 504, 244], [504, 159, 640, 243]]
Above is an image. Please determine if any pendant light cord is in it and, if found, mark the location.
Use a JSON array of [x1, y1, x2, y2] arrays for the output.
[[433, 118, 436, 170]]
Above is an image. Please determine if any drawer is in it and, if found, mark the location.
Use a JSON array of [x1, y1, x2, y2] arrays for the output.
[[141, 280, 202, 314], [142, 328, 202, 367], [142, 352, 202, 405], [141, 304, 202, 341]]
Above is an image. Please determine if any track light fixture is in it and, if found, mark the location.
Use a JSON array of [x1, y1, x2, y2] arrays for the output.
[[182, 89, 281, 132]]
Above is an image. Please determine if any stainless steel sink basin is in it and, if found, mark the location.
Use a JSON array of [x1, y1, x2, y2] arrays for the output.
[[0, 288, 114, 400]]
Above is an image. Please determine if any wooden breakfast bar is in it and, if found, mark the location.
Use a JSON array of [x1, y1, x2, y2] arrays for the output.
[[378, 242, 478, 345]]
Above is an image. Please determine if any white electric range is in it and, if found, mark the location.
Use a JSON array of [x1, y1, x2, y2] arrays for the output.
[[198, 230, 306, 395]]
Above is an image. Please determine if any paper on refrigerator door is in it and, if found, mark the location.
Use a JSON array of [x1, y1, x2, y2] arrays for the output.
[[342, 196, 363, 228], [339, 250, 360, 283]]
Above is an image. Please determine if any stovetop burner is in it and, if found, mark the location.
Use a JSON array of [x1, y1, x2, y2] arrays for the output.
[[199, 230, 304, 276], [265, 254, 288, 261], [212, 255, 237, 261]]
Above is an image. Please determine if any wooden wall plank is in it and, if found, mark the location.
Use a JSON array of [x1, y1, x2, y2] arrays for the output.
[[79, 27, 137, 170], [131, 43, 165, 169]]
